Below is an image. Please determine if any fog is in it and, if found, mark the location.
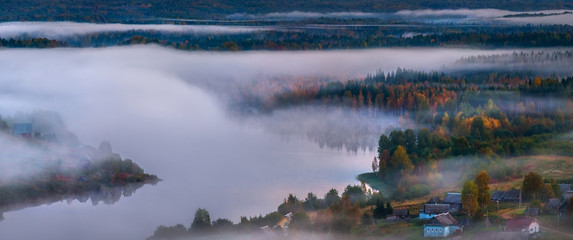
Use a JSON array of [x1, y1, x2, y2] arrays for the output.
[[226, 9, 573, 26], [0, 22, 271, 40], [0, 45, 569, 239]]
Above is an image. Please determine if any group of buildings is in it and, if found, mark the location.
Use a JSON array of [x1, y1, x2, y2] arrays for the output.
[[384, 188, 572, 238]]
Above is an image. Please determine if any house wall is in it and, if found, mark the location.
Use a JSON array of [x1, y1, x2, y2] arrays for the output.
[[424, 226, 449, 237], [529, 222, 539, 234]]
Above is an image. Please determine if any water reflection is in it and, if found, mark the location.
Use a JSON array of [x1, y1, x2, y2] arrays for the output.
[[0, 181, 157, 221]]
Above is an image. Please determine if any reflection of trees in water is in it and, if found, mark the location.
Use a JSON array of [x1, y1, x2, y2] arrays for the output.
[[0, 182, 150, 221], [239, 106, 404, 153]]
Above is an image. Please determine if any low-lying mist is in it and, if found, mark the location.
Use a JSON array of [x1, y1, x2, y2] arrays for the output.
[[1, 45, 571, 239], [1, 45, 555, 147], [227, 9, 573, 26], [0, 22, 272, 40]]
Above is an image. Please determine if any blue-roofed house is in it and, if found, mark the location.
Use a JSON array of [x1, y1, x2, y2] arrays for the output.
[[424, 213, 461, 238], [12, 123, 33, 138]]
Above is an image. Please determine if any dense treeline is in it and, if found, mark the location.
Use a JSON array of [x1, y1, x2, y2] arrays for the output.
[[2, 23, 573, 50], [119, 30, 573, 51], [0, 38, 68, 48], [56, 24, 573, 50], [0, 0, 572, 22]]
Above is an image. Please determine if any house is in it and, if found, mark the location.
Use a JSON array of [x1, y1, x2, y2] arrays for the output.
[[443, 193, 462, 212], [505, 217, 539, 235], [546, 198, 561, 213], [12, 123, 33, 137], [423, 213, 461, 238], [420, 204, 450, 219], [524, 207, 539, 217], [491, 190, 521, 202], [393, 209, 409, 219]]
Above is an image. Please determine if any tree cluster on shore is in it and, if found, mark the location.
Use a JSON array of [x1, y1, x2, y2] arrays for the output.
[[148, 185, 393, 239]]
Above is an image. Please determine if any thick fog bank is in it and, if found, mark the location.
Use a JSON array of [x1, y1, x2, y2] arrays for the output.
[[0, 45, 571, 239]]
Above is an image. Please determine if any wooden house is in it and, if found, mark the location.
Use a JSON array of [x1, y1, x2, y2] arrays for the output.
[[505, 217, 539, 235], [423, 213, 461, 238], [443, 193, 462, 212]]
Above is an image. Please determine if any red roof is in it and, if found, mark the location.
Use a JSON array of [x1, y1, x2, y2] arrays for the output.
[[505, 217, 537, 231]]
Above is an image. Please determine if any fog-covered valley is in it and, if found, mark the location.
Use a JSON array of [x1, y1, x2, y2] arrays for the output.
[[0, 24, 572, 238]]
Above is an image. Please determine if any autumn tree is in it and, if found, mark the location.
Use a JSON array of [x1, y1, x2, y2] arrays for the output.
[[462, 180, 478, 216], [328, 195, 361, 233], [390, 145, 414, 174], [475, 171, 491, 209], [550, 179, 562, 199], [522, 171, 544, 200], [372, 156, 378, 173]]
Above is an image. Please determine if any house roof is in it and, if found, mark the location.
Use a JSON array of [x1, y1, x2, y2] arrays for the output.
[[491, 191, 504, 201], [428, 213, 458, 226], [394, 209, 409, 217], [13, 123, 32, 135], [424, 204, 451, 214], [547, 198, 561, 210], [505, 217, 537, 231], [491, 190, 520, 202], [444, 193, 462, 204]]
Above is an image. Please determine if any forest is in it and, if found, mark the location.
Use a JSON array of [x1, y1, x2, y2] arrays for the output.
[[1, 23, 572, 50], [233, 51, 573, 199], [0, 0, 572, 22]]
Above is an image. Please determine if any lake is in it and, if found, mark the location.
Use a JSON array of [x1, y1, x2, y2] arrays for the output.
[[0, 46, 533, 239]]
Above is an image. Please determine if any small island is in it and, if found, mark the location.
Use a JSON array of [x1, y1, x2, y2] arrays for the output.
[[0, 111, 159, 220]]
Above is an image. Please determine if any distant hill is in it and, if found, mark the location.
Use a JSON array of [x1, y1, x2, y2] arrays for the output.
[[0, 0, 572, 22]]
